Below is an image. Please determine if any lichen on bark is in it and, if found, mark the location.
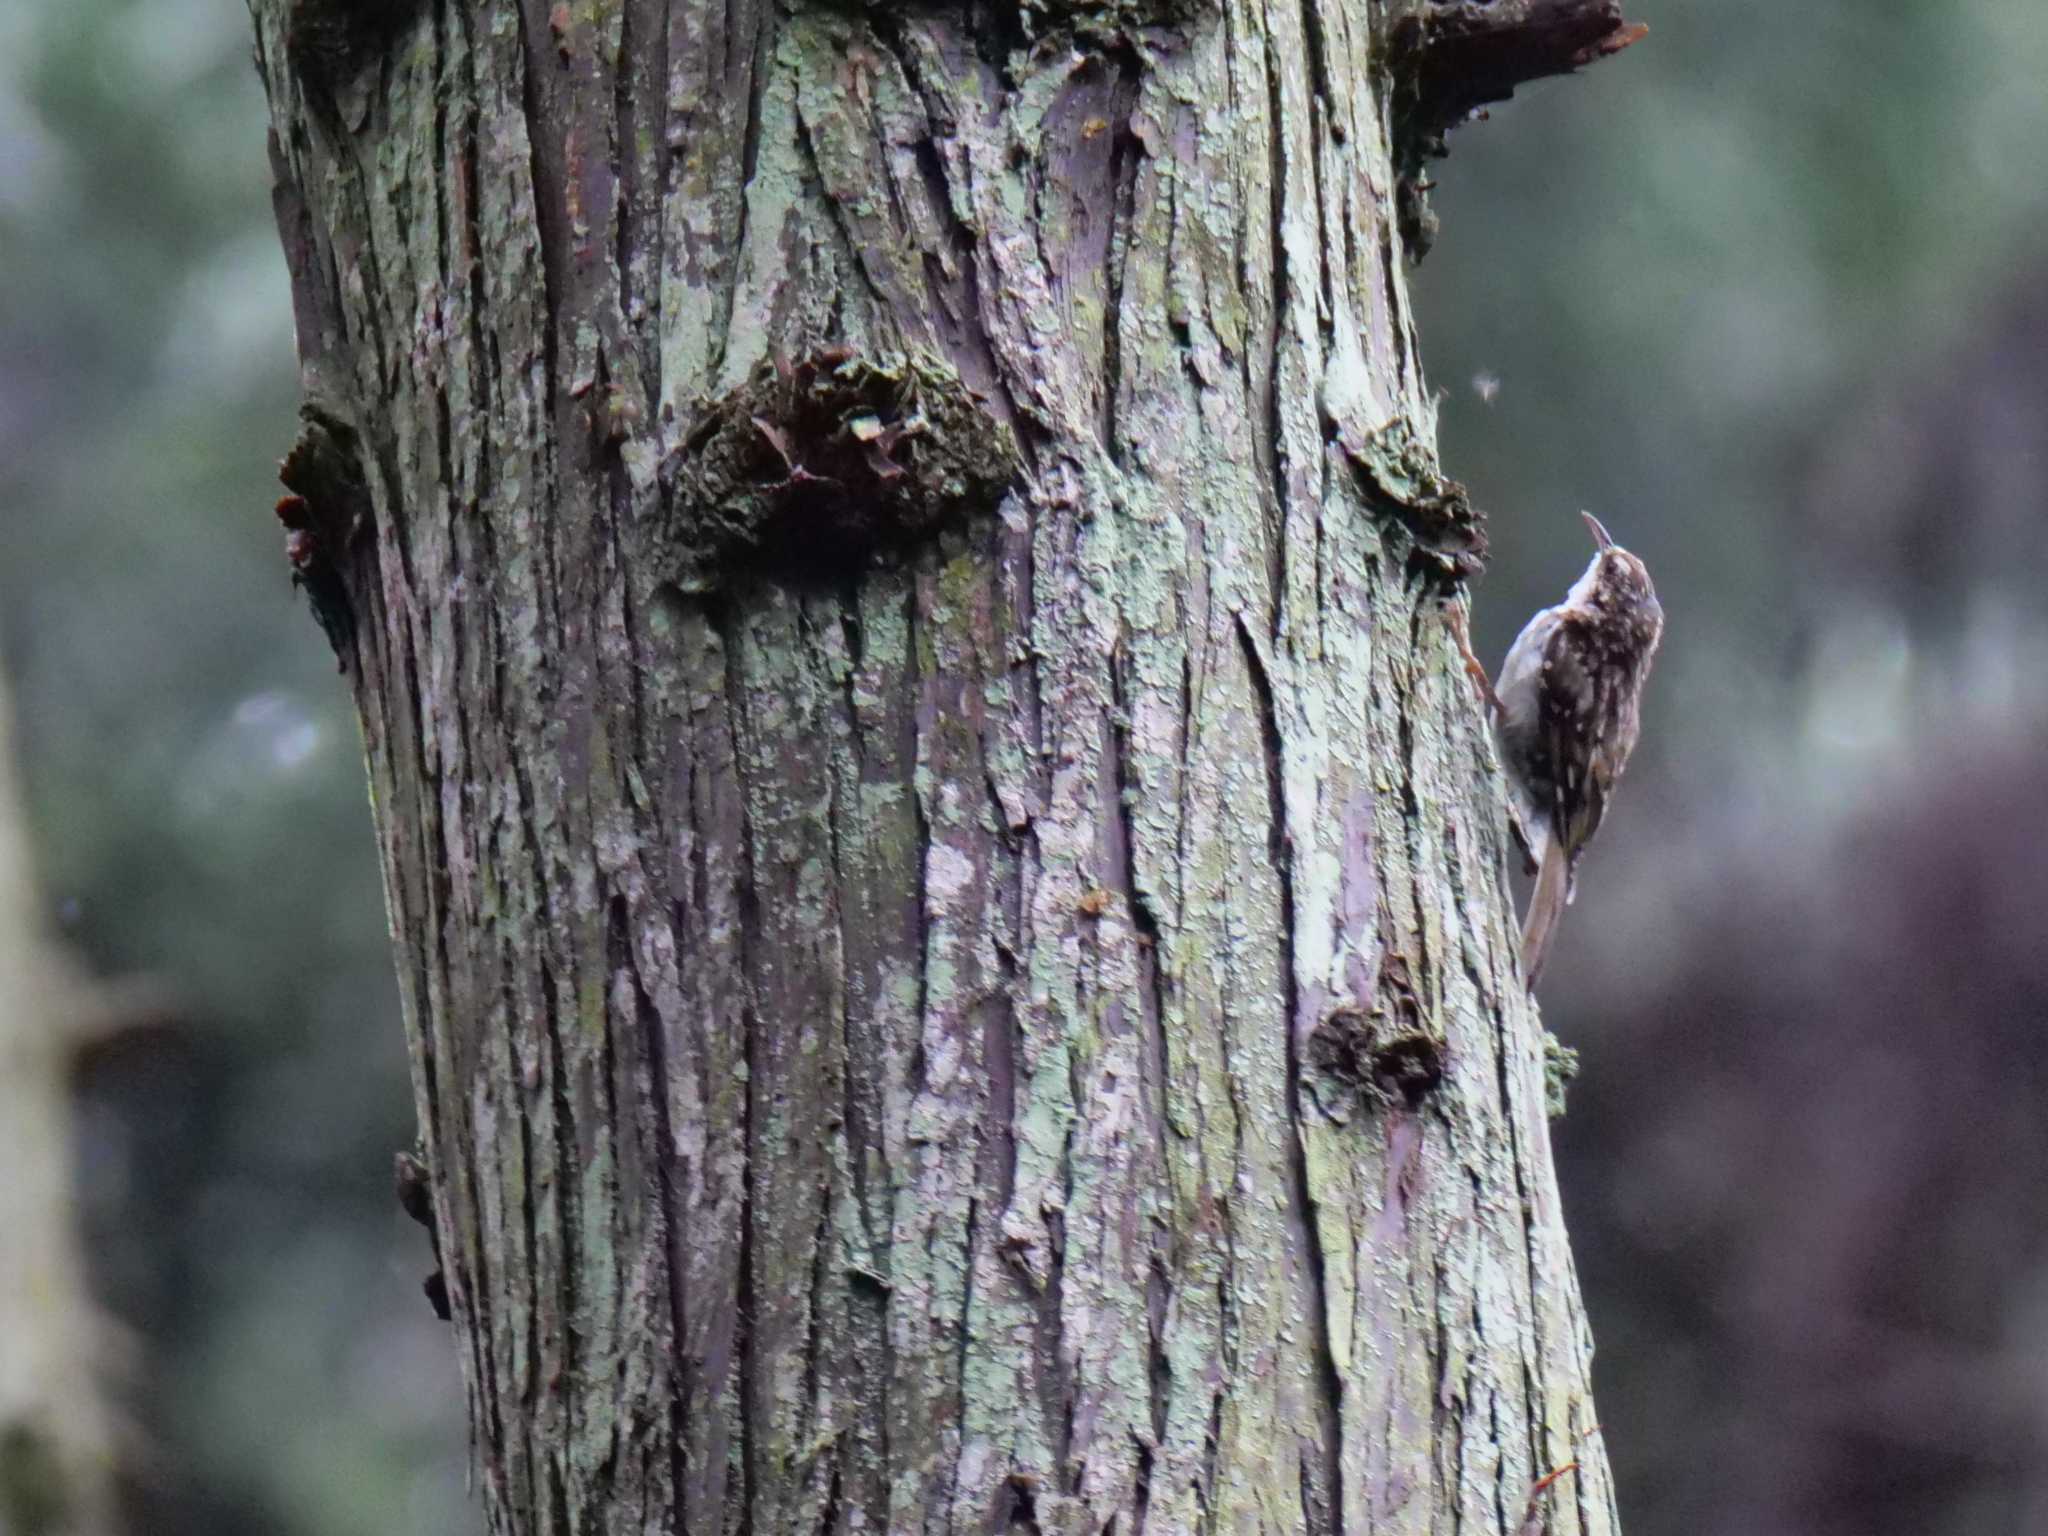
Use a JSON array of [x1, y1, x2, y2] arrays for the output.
[[247, 0, 1633, 1530]]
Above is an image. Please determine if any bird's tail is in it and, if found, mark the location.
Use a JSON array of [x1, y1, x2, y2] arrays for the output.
[[1520, 835, 1570, 988]]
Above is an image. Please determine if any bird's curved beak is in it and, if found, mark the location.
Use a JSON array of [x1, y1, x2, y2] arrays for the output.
[[1581, 511, 1614, 550]]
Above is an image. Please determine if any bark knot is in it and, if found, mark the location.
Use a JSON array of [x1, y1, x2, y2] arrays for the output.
[[285, 0, 419, 113], [274, 403, 370, 668], [1308, 956, 1445, 1115], [1543, 1031, 1580, 1119], [1333, 418, 1487, 586], [664, 348, 1020, 585], [395, 1148, 451, 1320]]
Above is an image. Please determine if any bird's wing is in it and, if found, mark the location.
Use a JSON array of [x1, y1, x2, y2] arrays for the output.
[[1537, 614, 1608, 873], [1496, 607, 1559, 870]]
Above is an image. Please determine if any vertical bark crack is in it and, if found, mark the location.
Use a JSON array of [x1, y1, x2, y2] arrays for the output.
[[1236, 612, 1344, 1530], [515, 0, 566, 422], [714, 591, 765, 1536]]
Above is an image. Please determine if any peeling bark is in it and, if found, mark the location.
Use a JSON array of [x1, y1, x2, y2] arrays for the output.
[[248, 0, 1626, 1529]]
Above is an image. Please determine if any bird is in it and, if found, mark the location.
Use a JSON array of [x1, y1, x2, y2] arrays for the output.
[[1492, 512, 1664, 986]]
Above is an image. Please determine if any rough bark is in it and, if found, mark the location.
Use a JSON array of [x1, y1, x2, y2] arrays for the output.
[[249, 1, 1630, 1530]]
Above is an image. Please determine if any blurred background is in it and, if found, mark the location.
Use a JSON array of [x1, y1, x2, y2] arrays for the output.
[[1, 0, 2044, 1532], [0, 1, 470, 1530]]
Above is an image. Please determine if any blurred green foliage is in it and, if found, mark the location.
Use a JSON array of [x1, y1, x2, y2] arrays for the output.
[[3, 0, 2046, 1531], [0, 1, 471, 1530]]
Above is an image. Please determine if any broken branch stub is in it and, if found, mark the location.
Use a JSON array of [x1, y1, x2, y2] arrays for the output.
[[277, 403, 372, 550], [273, 403, 370, 667], [666, 349, 1020, 584], [1388, 0, 1646, 256], [285, 0, 420, 103]]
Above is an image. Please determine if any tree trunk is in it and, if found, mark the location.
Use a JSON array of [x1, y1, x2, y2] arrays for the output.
[[249, 2, 1636, 1530], [0, 676, 121, 1536]]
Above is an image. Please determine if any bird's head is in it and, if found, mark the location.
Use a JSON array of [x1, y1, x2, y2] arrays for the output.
[[1569, 511, 1658, 612]]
